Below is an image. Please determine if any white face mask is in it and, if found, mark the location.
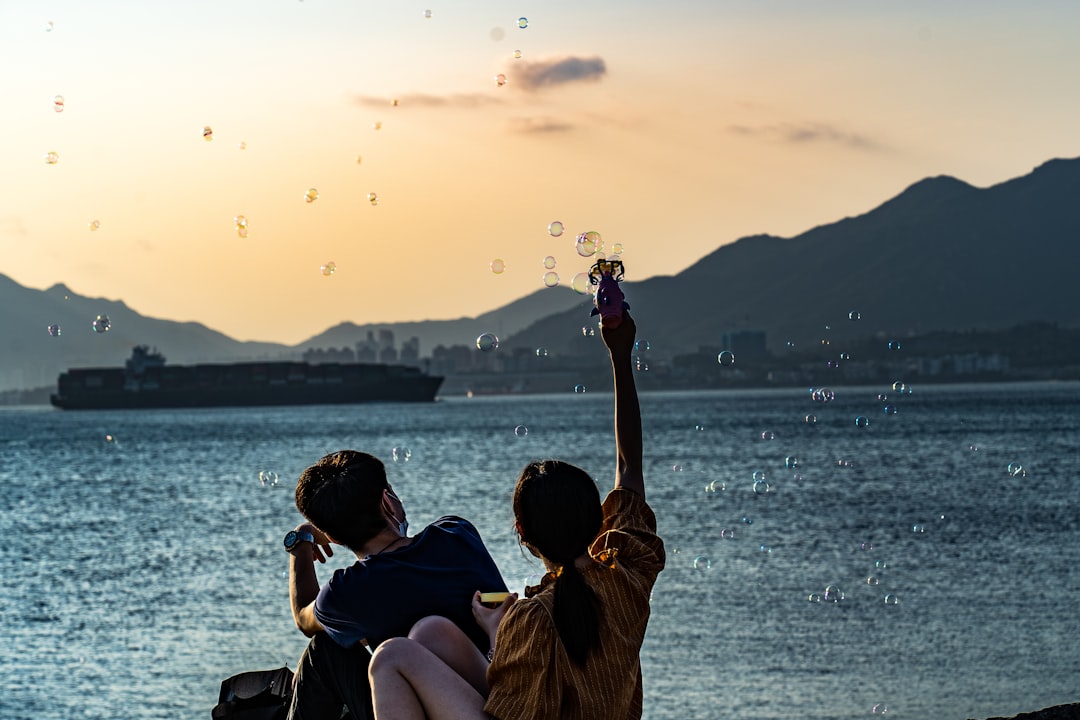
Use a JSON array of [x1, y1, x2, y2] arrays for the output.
[[385, 490, 409, 537]]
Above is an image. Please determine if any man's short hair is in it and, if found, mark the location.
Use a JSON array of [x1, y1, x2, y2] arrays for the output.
[[295, 450, 389, 551]]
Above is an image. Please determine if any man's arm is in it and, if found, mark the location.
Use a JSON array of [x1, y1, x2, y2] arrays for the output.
[[288, 523, 329, 637], [601, 312, 644, 498]]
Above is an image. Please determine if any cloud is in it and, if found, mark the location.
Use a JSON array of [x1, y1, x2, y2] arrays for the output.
[[0, 215, 28, 237], [514, 56, 607, 90], [507, 117, 575, 134], [728, 122, 881, 150], [351, 93, 501, 109]]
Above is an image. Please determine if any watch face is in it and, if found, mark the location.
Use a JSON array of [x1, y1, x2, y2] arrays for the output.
[[284, 530, 298, 551]]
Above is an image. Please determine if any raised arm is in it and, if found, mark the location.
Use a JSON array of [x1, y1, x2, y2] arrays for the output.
[[600, 312, 644, 498]]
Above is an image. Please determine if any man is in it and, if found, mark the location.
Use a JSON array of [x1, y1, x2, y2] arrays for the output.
[[284, 449, 507, 720]]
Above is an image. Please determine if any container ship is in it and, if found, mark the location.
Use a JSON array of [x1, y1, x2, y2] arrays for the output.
[[50, 346, 443, 410]]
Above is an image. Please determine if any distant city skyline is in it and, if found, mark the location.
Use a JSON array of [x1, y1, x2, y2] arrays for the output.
[[3, 1, 1079, 344]]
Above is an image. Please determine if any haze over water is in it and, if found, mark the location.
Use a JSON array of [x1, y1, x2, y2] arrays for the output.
[[2, 382, 1077, 719]]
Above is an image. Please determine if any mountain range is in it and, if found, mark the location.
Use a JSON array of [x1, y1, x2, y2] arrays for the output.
[[3, 156, 1079, 393]]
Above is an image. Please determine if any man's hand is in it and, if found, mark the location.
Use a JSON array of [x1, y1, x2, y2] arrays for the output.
[[292, 522, 334, 564]]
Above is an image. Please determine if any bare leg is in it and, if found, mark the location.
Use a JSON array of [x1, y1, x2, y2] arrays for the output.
[[407, 616, 490, 696], [369, 638, 488, 720]]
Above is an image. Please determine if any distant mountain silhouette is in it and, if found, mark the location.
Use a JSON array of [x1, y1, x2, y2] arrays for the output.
[[501, 156, 1080, 358], [5, 156, 1079, 392]]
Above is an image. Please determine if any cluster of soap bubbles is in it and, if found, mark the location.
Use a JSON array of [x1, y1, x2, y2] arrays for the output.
[[259, 471, 280, 487], [92, 315, 111, 334], [320, 261, 336, 276], [476, 333, 499, 352], [810, 387, 835, 403]]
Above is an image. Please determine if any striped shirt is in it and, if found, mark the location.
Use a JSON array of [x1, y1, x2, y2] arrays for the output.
[[484, 488, 665, 720]]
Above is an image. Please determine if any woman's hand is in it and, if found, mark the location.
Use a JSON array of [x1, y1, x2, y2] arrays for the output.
[[471, 590, 517, 645]]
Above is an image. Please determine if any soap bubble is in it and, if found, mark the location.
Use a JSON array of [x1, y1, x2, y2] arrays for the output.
[[717, 350, 735, 367], [320, 261, 336, 276], [368, 192, 379, 206], [635, 358, 648, 372], [234, 215, 248, 238], [423, 9, 432, 18], [710, 481, 727, 493], [44, 151, 59, 164], [883, 404, 897, 415], [92, 315, 111, 333], [548, 221, 564, 237], [760, 431, 776, 440], [514, 425, 528, 438], [512, 49, 522, 59], [823, 585, 844, 603], [542, 271, 560, 288], [867, 576, 880, 586], [518, 17, 528, 28], [1007, 463, 1026, 478], [581, 325, 596, 337], [542, 255, 557, 269], [202, 125, 214, 141], [305, 188, 319, 203], [612, 242, 624, 254], [88, 219, 100, 231], [392, 447, 411, 463], [571, 272, 591, 295], [54, 95, 64, 112], [45, 20, 54, 31], [877, 393, 889, 402], [720, 527, 735, 538], [635, 339, 650, 352], [892, 381, 906, 392], [848, 310, 861, 321], [887, 340, 901, 351], [855, 416, 870, 428], [47, 324, 61, 337], [692, 556, 711, 570], [807, 593, 822, 603], [871, 703, 889, 714], [875, 559, 888, 569], [490, 259, 506, 274], [804, 413, 817, 425], [883, 595, 899, 606], [104, 434, 116, 444], [694, 424, 705, 431], [752, 470, 767, 482], [373, 121, 382, 130], [575, 231, 601, 257], [259, 471, 279, 487], [672, 465, 683, 472], [785, 457, 799, 469], [574, 384, 586, 393], [535, 347, 548, 358], [238, 141, 246, 150], [494, 73, 507, 86], [476, 333, 499, 352], [912, 524, 925, 533], [752, 480, 771, 495], [741, 516, 753, 525]]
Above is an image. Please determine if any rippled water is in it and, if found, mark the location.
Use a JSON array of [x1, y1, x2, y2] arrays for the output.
[[1, 382, 1078, 720]]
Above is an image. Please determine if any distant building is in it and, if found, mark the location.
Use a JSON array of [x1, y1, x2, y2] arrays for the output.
[[721, 330, 768, 361]]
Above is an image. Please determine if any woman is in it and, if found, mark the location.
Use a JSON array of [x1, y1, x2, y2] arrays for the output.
[[368, 312, 665, 719]]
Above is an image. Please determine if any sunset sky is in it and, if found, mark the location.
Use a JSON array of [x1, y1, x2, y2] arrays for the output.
[[3, 0, 1078, 344]]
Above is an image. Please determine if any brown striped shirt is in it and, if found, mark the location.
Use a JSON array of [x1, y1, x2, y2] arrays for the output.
[[484, 488, 665, 720]]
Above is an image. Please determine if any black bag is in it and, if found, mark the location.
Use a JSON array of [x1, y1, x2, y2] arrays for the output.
[[212, 666, 294, 720]]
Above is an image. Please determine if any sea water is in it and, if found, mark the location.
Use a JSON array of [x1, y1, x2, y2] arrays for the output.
[[1, 383, 1078, 720]]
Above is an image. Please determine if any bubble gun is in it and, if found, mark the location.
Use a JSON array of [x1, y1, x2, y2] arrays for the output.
[[589, 258, 629, 329]]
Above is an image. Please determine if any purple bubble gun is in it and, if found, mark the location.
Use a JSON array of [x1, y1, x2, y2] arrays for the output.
[[589, 258, 628, 329]]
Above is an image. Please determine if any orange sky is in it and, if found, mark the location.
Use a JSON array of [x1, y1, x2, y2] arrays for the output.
[[3, 1, 1079, 344]]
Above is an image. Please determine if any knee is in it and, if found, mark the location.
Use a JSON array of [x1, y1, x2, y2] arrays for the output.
[[368, 637, 413, 681], [408, 615, 458, 645]]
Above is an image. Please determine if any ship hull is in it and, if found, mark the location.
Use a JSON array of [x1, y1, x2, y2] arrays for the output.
[[50, 361, 443, 410]]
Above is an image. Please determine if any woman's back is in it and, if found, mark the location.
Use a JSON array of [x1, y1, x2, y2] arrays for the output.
[[485, 489, 665, 720]]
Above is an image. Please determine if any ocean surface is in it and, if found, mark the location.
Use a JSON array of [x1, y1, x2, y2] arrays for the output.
[[1, 382, 1078, 720]]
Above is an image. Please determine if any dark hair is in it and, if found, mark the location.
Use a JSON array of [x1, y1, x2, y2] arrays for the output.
[[295, 450, 389, 552], [513, 460, 603, 665]]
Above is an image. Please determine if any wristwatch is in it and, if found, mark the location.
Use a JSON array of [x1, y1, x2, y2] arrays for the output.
[[284, 529, 315, 552]]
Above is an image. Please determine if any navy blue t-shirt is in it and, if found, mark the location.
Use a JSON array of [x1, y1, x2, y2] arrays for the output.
[[313, 516, 506, 651]]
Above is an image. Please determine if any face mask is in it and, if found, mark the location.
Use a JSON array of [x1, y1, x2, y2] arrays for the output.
[[385, 490, 409, 537]]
